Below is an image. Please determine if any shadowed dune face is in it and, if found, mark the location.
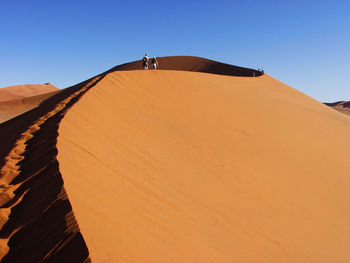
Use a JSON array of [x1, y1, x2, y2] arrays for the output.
[[0, 78, 100, 263], [57, 70, 350, 262], [324, 101, 350, 108], [324, 101, 350, 116]]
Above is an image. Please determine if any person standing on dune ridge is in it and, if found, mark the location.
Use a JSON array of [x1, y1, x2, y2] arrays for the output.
[[143, 54, 149, 69], [152, 57, 158, 70]]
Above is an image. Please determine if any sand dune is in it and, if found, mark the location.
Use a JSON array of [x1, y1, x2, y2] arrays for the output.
[[108, 55, 263, 77], [0, 90, 61, 123], [58, 70, 350, 262], [0, 83, 58, 102], [0, 56, 349, 262], [0, 83, 60, 123], [0, 91, 25, 103], [325, 101, 350, 116], [0, 78, 99, 262]]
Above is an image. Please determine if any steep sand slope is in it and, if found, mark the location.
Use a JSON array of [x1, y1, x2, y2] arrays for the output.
[[0, 84, 58, 101], [57, 70, 350, 262], [0, 56, 258, 262], [0, 77, 101, 262], [0, 90, 61, 123]]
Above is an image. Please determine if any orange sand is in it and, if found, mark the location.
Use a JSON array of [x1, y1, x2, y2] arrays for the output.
[[0, 83, 58, 101], [0, 90, 60, 123], [0, 83, 59, 123], [0, 77, 100, 262], [0, 91, 25, 102], [57, 70, 350, 262]]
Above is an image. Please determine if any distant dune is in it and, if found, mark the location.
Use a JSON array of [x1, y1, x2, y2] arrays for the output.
[[0, 84, 59, 123], [0, 57, 349, 262], [0, 90, 61, 123], [0, 91, 25, 102], [0, 83, 58, 102], [324, 101, 350, 116]]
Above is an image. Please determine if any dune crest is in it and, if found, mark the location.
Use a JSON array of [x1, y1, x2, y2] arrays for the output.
[[107, 55, 263, 77]]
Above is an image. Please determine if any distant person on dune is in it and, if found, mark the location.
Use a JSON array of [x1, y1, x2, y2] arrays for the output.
[[257, 68, 264, 76], [143, 54, 149, 69], [152, 57, 158, 70]]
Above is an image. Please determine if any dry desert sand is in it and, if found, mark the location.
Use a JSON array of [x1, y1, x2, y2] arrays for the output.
[[0, 56, 349, 262], [0, 83, 58, 102], [0, 84, 59, 123]]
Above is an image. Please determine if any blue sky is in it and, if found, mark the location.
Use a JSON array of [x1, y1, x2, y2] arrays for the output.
[[1, 0, 349, 102]]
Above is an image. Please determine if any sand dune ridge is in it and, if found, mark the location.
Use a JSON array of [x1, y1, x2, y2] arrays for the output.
[[0, 76, 102, 262], [0, 56, 349, 262]]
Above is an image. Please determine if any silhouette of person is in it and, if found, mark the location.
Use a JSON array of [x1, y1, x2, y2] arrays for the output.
[[143, 54, 149, 69], [152, 57, 158, 70]]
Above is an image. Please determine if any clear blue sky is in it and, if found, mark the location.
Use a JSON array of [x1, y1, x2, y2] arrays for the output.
[[1, 0, 349, 102]]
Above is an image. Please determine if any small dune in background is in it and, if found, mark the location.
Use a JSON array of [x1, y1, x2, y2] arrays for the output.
[[0, 84, 59, 123], [324, 101, 350, 116], [0, 57, 349, 262], [0, 83, 58, 101]]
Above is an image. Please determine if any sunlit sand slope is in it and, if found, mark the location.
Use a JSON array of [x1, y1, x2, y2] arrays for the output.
[[58, 70, 350, 262]]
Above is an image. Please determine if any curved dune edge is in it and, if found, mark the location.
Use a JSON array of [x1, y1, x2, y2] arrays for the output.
[[57, 70, 350, 262], [106, 55, 263, 77], [0, 56, 349, 262], [0, 76, 102, 262]]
